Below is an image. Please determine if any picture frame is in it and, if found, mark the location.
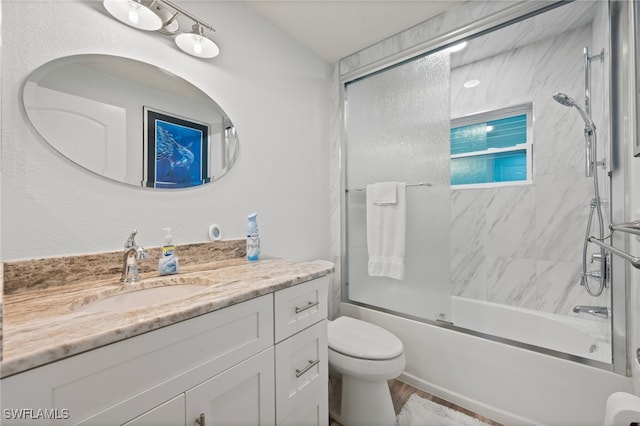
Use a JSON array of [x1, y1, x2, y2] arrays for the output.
[[143, 107, 210, 188]]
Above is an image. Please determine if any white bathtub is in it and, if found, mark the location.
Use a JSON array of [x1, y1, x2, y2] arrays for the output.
[[340, 302, 632, 426], [451, 296, 611, 363]]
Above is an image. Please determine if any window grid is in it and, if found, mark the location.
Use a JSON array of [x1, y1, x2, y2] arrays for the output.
[[450, 104, 533, 187]]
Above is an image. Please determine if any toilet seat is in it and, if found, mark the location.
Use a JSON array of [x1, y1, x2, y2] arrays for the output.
[[328, 316, 403, 360]]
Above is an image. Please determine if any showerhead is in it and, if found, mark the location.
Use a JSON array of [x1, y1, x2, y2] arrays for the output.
[[552, 92, 595, 131], [553, 92, 577, 107]]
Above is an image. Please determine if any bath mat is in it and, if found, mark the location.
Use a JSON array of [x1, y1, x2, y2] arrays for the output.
[[396, 393, 492, 426]]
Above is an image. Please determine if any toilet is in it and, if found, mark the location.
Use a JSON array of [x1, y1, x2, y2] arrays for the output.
[[328, 316, 406, 426]]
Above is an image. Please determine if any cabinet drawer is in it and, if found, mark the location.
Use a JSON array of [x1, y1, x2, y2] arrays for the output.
[[274, 276, 328, 343], [123, 395, 185, 426], [279, 384, 328, 426], [275, 320, 327, 424]]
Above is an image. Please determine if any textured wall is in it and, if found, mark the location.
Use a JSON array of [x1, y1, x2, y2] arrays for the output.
[[1, 1, 332, 263]]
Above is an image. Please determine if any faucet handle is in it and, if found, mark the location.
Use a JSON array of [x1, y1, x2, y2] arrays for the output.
[[137, 246, 148, 260], [125, 229, 138, 249], [590, 252, 603, 263]]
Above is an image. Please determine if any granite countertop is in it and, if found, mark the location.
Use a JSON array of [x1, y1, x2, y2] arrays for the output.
[[1, 257, 334, 378]]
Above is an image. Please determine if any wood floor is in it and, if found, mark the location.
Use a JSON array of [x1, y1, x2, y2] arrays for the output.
[[329, 378, 503, 426]]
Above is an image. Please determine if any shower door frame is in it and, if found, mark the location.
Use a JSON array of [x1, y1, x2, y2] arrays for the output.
[[609, 0, 634, 376], [339, 0, 632, 376]]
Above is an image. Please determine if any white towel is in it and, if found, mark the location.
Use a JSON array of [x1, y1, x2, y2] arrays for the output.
[[366, 182, 406, 280], [371, 181, 397, 205]]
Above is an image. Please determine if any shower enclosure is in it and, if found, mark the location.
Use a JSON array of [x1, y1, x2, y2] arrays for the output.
[[342, 0, 625, 370]]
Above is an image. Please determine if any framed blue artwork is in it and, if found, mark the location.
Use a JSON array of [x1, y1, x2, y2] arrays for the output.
[[143, 107, 210, 188]]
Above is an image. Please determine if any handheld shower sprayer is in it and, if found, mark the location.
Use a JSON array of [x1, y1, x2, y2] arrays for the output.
[[553, 92, 597, 178], [552, 92, 596, 132], [552, 91, 606, 297]]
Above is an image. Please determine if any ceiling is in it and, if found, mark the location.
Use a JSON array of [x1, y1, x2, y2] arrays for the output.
[[245, 1, 465, 63]]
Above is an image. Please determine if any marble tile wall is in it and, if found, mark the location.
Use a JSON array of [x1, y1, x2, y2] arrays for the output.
[[450, 22, 609, 316]]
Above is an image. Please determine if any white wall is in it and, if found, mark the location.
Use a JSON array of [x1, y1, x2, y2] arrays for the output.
[[1, 1, 332, 262]]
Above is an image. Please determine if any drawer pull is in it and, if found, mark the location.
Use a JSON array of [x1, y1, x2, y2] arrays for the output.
[[295, 359, 320, 378], [295, 300, 319, 314]]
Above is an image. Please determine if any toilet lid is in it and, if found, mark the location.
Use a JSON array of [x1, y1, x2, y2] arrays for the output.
[[328, 316, 403, 360]]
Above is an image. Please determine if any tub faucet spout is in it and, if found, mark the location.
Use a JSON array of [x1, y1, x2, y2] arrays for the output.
[[572, 305, 610, 319]]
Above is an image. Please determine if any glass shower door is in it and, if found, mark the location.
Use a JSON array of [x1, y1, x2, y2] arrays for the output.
[[344, 50, 453, 322]]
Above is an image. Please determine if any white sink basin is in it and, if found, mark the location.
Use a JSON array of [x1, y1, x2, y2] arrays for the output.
[[77, 285, 207, 313]]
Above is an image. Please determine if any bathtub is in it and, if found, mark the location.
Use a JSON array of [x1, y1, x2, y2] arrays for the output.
[[340, 301, 632, 425], [451, 296, 611, 363]]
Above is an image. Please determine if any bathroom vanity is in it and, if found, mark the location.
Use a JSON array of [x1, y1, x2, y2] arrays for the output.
[[1, 245, 332, 425]]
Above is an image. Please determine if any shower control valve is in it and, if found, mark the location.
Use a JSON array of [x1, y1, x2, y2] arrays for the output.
[[583, 270, 602, 279]]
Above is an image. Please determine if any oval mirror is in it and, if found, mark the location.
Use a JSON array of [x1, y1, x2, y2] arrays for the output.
[[23, 54, 239, 189]]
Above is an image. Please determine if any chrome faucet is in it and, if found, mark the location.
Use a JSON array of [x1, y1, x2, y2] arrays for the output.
[[121, 230, 147, 283], [573, 305, 610, 319]]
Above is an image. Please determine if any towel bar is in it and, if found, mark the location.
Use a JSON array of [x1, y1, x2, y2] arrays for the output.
[[588, 234, 640, 269], [610, 221, 640, 236], [346, 182, 431, 192]]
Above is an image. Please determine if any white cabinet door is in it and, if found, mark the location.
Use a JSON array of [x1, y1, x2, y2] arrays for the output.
[[186, 348, 275, 426], [123, 395, 186, 426]]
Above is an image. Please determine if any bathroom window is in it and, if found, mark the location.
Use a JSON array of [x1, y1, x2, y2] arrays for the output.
[[450, 104, 533, 187]]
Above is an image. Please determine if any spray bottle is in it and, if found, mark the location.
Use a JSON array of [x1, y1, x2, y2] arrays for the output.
[[246, 213, 260, 262]]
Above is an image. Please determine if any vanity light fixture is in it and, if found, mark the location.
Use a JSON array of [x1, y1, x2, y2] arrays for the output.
[[103, 0, 220, 59], [176, 23, 220, 58], [103, 0, 163, 31]]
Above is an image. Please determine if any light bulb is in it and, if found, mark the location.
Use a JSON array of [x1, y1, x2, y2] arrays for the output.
[[128, 3, 140, 25], [175, 25, 220, 58], [193, 37, 203, 55]]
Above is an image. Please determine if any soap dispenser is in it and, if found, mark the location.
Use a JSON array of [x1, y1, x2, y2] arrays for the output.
[[158, 227, 179, 275]]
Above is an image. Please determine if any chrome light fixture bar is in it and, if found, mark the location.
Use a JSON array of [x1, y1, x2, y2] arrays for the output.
[[103, 0, 220, 59]]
